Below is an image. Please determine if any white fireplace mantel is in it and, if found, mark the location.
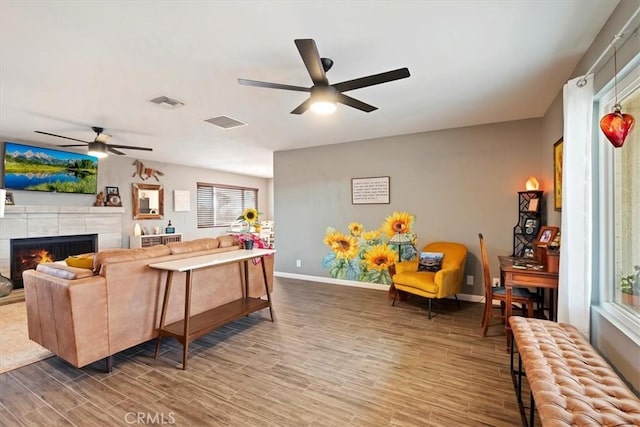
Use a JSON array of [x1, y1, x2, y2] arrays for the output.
[[0, 205, 125, 278]]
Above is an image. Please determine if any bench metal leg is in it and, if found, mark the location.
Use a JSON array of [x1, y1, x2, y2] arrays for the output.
[[511, 337, 531, 426], [529, 390, 535, 427]]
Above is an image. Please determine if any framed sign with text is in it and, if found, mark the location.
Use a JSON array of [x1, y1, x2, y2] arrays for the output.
[[351, 176, 390, 204]]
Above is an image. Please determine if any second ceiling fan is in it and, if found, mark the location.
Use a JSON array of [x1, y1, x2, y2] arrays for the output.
[[238, 39, 410, 114], [35, 126, 152, 158]]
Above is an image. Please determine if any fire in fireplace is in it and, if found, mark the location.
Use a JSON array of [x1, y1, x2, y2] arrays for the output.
[[10, 234, 98, 288]]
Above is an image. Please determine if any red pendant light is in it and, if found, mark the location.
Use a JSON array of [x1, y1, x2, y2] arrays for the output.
[[600, 44, 635, 148]]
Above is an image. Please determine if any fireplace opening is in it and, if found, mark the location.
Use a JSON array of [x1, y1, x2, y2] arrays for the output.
[[10, 234, 98, 288]]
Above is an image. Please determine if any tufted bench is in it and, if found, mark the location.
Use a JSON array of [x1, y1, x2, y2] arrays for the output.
[[509, 317, 640, 426]]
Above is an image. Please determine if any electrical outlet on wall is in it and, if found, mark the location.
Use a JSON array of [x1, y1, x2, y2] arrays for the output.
[[492, 277, 501, 287], [296, 259, 301, 268]]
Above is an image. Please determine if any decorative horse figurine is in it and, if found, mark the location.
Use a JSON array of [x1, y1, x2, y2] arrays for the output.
[[132, 160, 164, 182]]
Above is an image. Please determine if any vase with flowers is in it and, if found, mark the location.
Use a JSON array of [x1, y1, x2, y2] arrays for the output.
[[232, 208, 268, 249], [236, 208, 260, 232]]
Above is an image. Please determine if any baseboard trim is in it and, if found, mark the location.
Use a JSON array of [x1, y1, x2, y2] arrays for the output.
[[274, 271, 484, 303]]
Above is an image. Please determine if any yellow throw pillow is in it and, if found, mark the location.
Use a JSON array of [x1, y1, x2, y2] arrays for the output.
[[65, 255, 94, 270]]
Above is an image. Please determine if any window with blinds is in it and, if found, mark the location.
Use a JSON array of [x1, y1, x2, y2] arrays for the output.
[[197, 183, 258, 228]]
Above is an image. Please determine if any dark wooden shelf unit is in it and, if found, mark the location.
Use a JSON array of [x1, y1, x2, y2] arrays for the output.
[[512, 191, 543, 257]]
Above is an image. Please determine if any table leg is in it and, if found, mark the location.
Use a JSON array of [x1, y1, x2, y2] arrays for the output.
[[505, 282, 513, 352], [155, 271, 173, 359], [243, 260, 249, 299], [261, 256, 274, 322], [182, 270, 193, 370]]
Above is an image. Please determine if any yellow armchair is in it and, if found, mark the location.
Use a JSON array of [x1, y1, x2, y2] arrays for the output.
[[391, 241, 468, 319]]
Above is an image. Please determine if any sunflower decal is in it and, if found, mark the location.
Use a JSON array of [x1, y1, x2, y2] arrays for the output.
[[383, 211, 415, 238], [364, 244, 396, 271], [323, 230, 359, 260], [322, 213, 417, 285], [348, 222, 364, 237], [362, 229, 382, 243]]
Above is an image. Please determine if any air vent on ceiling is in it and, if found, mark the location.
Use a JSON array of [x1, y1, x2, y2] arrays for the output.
[[204, 115, 247, 130], [149, 96, 185, 109]]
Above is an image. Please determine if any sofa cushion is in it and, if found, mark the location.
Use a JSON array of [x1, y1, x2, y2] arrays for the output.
[[36, 263, 95, 280], [167, 238, 220, 254], [218, 235, 240, 248], [393, 270, 438, 294], [66, 254, 95, 269], [94, 245, 171, 273]]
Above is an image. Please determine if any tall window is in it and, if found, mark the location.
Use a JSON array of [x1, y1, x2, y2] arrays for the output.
[[613, 83, 639, 313], [197, 183, 257, 228], [599, 63, 640, 318]]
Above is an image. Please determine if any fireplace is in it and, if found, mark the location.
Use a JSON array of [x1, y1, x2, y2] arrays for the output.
[[10, 234, 98, 288]]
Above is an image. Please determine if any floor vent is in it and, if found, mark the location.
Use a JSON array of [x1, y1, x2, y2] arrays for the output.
[[150, 96, 185, 109], [204, 116, 247, 130]]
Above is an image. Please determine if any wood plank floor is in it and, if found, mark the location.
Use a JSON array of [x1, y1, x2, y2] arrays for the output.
[[0, 277, 534, 426]]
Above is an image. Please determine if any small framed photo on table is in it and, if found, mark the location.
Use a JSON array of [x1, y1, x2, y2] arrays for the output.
[[5, 191, 15, 205], [535, 226, 559, 246], [106, 186, 120, 195]]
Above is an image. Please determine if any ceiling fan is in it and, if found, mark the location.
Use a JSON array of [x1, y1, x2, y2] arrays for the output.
[[238, 39, 410, 115], [34, 126, 152, 158]]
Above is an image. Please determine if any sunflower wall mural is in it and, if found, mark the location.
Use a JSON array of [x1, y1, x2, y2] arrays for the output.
[[322, 211, 418, 285]]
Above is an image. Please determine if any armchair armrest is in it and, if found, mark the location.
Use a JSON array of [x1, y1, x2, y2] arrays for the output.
[[434, 267, 464, 298], [393, 260, 419, 276]]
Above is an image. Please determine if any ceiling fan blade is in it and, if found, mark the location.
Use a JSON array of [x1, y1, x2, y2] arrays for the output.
[[107, 147, 126, 155], [59, 144, 89, 147], [34, 130, 90, 144], [295, 39, 328, 85], [290, 98, 313, 115], [108, 144, 153, 152], [336, 93, 377, 113], [238, 78, 310, 92], [332, 68, 410, 93]]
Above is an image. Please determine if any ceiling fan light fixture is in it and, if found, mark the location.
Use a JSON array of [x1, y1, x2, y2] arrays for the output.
[[87, 141, 108, 158], [310, 101, 337, 115], [310, 86, 337, 115]]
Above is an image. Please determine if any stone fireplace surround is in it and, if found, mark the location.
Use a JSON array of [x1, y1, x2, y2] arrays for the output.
[[0, 205, 124, 280]]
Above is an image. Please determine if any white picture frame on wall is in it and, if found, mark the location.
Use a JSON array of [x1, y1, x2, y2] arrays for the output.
[[351, 176, 390, 204], [174, 190, 190, 212]]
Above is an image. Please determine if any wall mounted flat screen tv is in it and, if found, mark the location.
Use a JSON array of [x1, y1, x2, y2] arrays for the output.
[[3, 142, 98, 194]]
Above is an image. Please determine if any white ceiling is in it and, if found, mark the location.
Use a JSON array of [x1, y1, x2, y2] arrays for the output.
[[0, 1, 620, 178]]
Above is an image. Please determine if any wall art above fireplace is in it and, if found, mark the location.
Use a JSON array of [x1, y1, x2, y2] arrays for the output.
[[3, 141, 98, 194]]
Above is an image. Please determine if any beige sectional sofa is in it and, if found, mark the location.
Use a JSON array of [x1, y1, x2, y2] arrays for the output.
[[22, 235, 274, 370]]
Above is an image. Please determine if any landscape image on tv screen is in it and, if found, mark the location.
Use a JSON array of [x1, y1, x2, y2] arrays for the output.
[[3, 142, 98, 194]]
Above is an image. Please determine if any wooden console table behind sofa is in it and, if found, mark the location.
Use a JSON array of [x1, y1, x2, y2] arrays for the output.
[[149, 248, 275, 370]]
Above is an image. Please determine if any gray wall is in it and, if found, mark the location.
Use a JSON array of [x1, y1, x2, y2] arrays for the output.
[[0, 138, 272, 246], [274, 118, 543, 296]]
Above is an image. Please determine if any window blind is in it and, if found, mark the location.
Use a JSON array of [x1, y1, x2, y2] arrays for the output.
[[197, 183, 257, 228]]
